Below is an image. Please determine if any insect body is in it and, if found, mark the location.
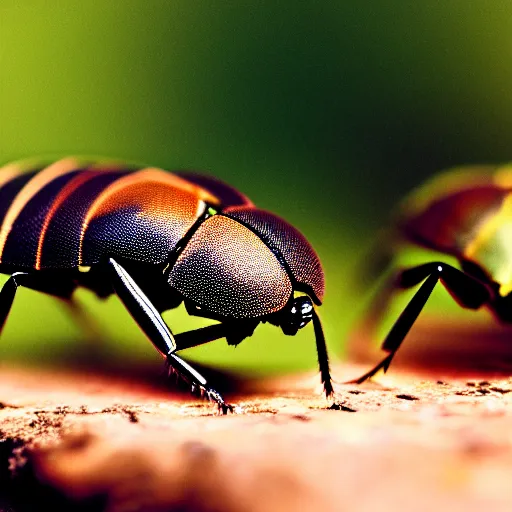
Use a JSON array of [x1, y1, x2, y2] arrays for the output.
[[0, 157, 333, 412], [351, 164, 512, 383]]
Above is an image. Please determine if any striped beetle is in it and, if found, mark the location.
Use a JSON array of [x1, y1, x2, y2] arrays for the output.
[[0, 157, 333, 412]]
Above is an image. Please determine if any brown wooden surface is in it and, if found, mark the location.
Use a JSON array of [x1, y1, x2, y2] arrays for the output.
[[0, 362, 512, 511]]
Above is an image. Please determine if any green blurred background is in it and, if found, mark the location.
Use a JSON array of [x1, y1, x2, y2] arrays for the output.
[[1, 1, 512, 377]]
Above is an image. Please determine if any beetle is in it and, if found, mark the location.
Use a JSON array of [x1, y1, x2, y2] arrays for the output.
[[350, 163, 512, 383], [0, 157, 333, 412]]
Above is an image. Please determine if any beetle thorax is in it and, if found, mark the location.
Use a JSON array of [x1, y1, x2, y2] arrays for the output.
[[167, 215, 294, 318]]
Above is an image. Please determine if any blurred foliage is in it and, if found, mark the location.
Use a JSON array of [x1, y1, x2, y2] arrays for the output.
[[1, 1, 512, 375]]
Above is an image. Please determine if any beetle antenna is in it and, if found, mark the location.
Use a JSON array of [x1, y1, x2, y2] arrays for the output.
[[312, 309, 334, 397]]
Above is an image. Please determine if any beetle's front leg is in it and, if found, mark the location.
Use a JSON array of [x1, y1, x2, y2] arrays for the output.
[[106, 257, 233, 414], [164, 353, 232, 413]]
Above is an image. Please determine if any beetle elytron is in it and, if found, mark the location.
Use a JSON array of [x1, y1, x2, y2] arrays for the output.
[[0, 157, 333, 412], [350, 164, 512, 383]]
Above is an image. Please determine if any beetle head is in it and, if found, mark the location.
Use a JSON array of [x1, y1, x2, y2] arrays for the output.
[[280, 295, 314, 335]]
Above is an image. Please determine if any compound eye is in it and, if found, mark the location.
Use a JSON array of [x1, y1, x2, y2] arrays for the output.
[[281, 296, 314, 335]]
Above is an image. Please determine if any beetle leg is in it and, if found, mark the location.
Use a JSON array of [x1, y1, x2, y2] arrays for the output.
[[175, 309, 334, 399], [174, 324, 228, 351], [0, 272, 32, 332], [349, 262, 492, 384], [0, 271, 78, 334], [312, 309, 334, 397], [106, 257, 233, 414]]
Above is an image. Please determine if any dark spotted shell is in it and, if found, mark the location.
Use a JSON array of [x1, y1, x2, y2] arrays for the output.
[[168, 215, 293, 318], [224, 207, 325, 304]]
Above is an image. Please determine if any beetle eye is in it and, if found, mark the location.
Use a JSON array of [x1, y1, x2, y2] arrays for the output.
[[281, 296, 314, 335]]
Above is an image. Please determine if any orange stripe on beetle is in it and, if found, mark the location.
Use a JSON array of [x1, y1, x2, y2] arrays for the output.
[[35, 170, 102, 270], [0, 162, 24, 189], [78, 168, 219, 265], [0, 158, 81, 263]]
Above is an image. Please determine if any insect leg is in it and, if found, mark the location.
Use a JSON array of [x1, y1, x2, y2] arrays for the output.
[[349, 262, 491, 384], [174, 324, 228, 351], [0, 270, 77, 335], [312, 309, 334, 397], [174, 316, 260, 350], [106, 257, 232, 413], [0, 272, 31, 332]]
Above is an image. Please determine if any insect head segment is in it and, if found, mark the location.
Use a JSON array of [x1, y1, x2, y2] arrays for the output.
[[280, 295, 314, 335]]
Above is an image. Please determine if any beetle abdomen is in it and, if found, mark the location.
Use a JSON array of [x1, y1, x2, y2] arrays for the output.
[[37, 169, 134, 269], [401, 186, 508, 256], [78, 169, 216, 267], [0, 158, 219, 270], [174, 172, 253, 208]]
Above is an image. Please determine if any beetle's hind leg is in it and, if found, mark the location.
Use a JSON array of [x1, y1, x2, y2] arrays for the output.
[[0, 272, 32, 332], [106, 257, 233, 414], [348, 262, 492, 384]]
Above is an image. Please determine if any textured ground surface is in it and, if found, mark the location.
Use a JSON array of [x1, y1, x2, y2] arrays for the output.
[[0, 361, 512, 512]]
